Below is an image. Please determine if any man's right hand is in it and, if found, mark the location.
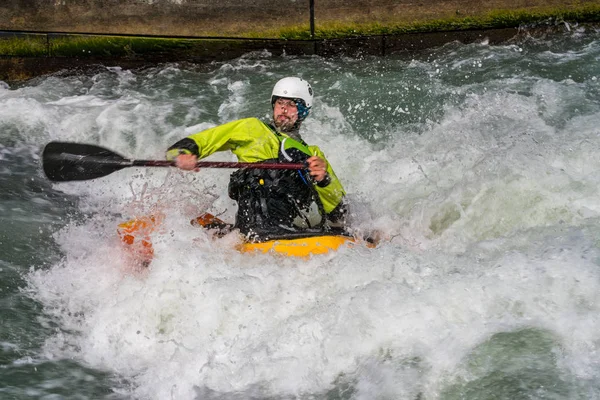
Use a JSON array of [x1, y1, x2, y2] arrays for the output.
[[306, 155, 328, 183], [175, 154, 199, 171]]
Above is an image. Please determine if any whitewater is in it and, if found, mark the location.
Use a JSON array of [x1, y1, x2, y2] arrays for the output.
[[1, 29, 600, 399]]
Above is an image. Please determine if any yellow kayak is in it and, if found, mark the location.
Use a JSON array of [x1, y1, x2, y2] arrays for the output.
[[238, 234, 356, 257], [118, 213, 368, 264]]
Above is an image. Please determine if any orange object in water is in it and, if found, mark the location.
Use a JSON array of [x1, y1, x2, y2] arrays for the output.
[[117, 215, 159, 265], [190, 213, 229, 229], [118, 213, 225, 266]]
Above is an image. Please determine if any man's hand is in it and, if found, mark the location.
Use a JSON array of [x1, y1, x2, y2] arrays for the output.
[[307, 155, 327, 182], [175, 154, 199, 171]]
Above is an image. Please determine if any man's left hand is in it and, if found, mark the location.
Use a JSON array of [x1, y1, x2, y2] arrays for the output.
[[307, 156, 327, 182]]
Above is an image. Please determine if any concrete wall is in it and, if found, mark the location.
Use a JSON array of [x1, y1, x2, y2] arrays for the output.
[[0, 0, 308, 37], [1, 0, 597, 81], [1, 0, 596, 38], [316, 0, 594, 26]]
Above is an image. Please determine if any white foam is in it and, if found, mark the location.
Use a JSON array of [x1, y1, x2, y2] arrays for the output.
[[19, 36, 600, 398]]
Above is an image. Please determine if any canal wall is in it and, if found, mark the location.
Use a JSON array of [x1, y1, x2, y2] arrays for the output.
[[1, 0, 599, 81], [1, 0, 597, 38]]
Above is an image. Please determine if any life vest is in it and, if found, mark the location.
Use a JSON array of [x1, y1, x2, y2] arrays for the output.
[[228, 128, 325, 239]]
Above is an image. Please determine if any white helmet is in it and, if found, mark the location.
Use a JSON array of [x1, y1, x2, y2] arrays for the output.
[[271, 77, 313, 120]]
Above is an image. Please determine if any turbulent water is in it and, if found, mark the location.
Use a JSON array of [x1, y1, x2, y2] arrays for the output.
[[2, 28, 600, 399]]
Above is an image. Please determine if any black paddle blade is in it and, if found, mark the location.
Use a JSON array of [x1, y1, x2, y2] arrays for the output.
[[42, 142, 131, 182]]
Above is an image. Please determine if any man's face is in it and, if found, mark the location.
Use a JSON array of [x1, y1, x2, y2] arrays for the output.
[[273, 97, 299, 131]]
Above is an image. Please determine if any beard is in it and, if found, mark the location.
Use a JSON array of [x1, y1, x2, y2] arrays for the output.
[[273, 115, 296, 132]]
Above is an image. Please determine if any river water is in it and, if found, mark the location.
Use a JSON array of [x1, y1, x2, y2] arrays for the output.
[[2, 29, 600, 399]]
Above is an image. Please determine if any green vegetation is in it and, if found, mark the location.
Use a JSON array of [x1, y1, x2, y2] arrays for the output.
[[0, 35, 47, 57], [48, 35, 199, 57], [278, 4, 600, 39], [0, 4, 599, 58]]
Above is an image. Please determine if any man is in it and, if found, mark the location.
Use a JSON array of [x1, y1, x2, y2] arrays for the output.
[[166, 77, 347, 241]]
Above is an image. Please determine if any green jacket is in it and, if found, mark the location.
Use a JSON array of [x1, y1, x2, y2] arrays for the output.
[[166, 117, 346, 216]]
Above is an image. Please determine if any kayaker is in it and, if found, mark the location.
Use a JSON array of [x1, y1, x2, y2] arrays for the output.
[[166, 77, 347, 241]]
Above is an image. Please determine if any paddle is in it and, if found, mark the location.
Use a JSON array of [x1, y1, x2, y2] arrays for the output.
[[42, 141, 305, 182]]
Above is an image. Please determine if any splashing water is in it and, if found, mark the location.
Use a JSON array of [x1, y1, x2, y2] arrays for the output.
[[2, 32, 600, 399]]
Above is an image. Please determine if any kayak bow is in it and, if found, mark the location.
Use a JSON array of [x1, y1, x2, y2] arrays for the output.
[[118, 213, 366, 264]]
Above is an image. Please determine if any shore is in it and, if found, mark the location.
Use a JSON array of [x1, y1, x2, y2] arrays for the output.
[[1, 1, 599, 82]]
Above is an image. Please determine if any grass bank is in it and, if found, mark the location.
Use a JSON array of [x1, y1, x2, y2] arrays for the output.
[[279, 4, 600, 39], [0, 4, 599, 58]]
